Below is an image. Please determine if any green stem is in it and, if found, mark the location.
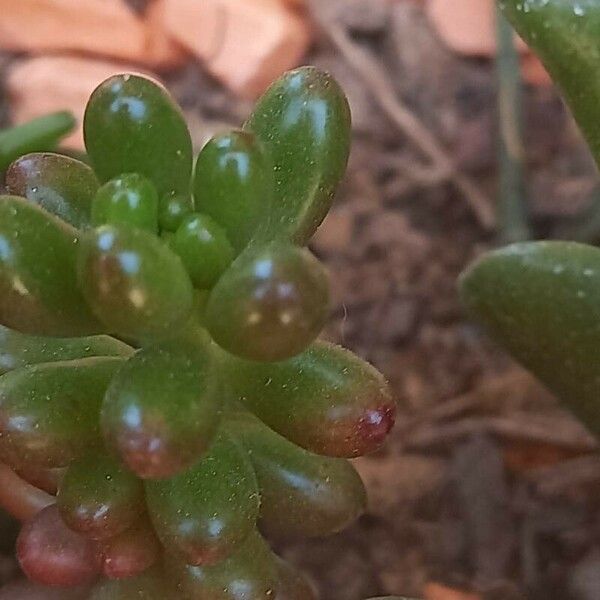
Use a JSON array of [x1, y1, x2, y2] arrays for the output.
[[496, 6, 531, 243]]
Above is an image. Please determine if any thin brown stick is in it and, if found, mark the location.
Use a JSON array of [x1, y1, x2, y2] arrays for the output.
[[0, 462, 54, 521], [309, 3, 496, 230]]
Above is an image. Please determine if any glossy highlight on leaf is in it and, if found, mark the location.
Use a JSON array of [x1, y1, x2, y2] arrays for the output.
[[0, 356, 124, 469], [460, 241, 600, 437], [159, 192, 194, 233], [57, 452, 144, 540], [146, 432, 259, 566], [6, 152, 99, 229], [0, 196, 101, 336], [77, 224, 194, 341], [228, 412, 366, 538], [224, 341, 395, 457], [194, 130, 274, 252], [206, 242, 329, 361], [245, 66, 351, 244], [84, 74, 193, 197], [92, 173, 159, 233], [102, 342, 220, 479]]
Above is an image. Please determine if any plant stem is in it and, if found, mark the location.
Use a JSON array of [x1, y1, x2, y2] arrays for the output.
[[0, 462, 54, 521], [496, 6, 531, 243]]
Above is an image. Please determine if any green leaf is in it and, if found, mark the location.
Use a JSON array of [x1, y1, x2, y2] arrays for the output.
[[170, 213, 234, 289], [245, 67, 351, 245], [0, 325, 133, 375], [0, 112, 75, 173], [92, 173, 159, 233], [57, 451, 144, 540], [274, 557, 317, 600], [5, 152, 99, 229], [0, 356, 124, 469], [84, 74, 193, 197], [499, 0, 600, 167], [166, 530, 277, 600], [460, 241, 600, 436], [145, 432, 259, 566], [77, 224, 194, 341], [0, 196, 101, 336], [158, 192, 194, 233], [194, 130, 274, 253], [227, 412, 366, 538], [205, 242, 329, 361], [223, 341, 395, 457], [102, 342, 221, 479], [89, 568, 176, 600]]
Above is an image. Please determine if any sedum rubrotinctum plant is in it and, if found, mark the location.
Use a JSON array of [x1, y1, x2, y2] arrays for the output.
[[462, 2, 600, 466], [0, 67, 396, 599]]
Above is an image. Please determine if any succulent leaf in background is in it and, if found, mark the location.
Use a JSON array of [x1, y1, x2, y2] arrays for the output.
[[462, 3, 600, 462], [0, 68, 396, 598]]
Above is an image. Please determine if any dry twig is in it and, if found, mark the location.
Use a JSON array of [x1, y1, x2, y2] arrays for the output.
[[309, 1, 496, 230]]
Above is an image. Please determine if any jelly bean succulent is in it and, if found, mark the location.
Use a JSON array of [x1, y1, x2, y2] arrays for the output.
[[0, 67, 396, 599], [462, 3, 600, 444]]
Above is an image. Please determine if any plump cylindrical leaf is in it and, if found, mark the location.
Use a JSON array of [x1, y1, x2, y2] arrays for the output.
[[0, 325, 133, 375], [57, 452, 144, 540], [166, 530, 277, 600], [159, 192, 194, 233], [145, 432, 259, 566], [92, 173, 159, 233], [84, 74, 192, 197], [499, 0, 600, 168], [0, 357, 124, 469], [224, 341, 395, 457], [96, 519, 161, 580], [460, 241, 600, 436], [171, 213, 234, 289], [0, 112, 75, 173], [17, 505, 99, 587], [206, 242, 329, 361], [244, 67, 351, 244], [89, 568, 173, 600], [275, 558, 317, 600], [5, 152, 99, 228], [0, 196, 101, 336], [194, 130, 273, 252], [227, 412, 366, 537], [77, 225, 194, 341], [102, 342, 220, 479]]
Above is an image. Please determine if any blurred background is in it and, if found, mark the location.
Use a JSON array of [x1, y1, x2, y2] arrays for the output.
[[2, 1, 600, 599]]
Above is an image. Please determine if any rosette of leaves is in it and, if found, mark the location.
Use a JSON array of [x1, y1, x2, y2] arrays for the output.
[[0, 68, 396, 599]]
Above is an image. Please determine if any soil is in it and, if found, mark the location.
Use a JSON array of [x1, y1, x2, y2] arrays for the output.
[[2, 1, 600, 599]]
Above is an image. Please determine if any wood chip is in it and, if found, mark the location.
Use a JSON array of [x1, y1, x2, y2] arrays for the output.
[[0, 0, 184, 69], [158, 0, 311, 97]]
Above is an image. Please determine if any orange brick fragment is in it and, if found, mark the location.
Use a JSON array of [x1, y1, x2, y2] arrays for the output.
[[6, 56, 152, 150], [426, 0, 527, 56], [0, 0, 183, 69], [158, 0, 311, 98]]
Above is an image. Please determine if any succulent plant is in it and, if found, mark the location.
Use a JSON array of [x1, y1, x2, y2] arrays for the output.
[[0, 67, 396, 598]]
